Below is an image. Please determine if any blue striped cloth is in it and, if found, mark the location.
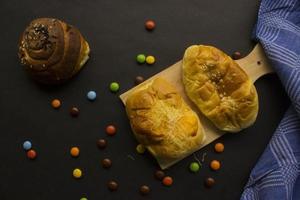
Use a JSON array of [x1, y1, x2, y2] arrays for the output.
[[241, 0, 300, 199]]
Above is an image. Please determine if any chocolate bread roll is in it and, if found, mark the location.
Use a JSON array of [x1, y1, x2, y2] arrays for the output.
[[18, 18, 90, 84]]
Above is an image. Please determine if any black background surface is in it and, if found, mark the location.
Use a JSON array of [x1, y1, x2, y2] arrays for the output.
[[0, 0, 291, 199]]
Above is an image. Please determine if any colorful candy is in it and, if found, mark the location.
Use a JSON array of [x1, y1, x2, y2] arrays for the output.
[[51, 99, 61, 109], [140, 185, 150, 195], [87, 91, 96, 101], [135, 76, 144, 85], [70, 147, 80, 157], [107, 180, 118, 191], [102, 158, 112, 169], [154, 170, 165, 180], [189, 162, 200, 173], [73, 168, 82, 179], [146, 55, 155, 65], [106, 125, 116, 136], [145, 20, 155, 31], [232, 51, 242, 60], [27, 149, 37, 160], [162, 176, 173, 186], [136, 144, 146, 154], [210, 160, 221, 171], [80, 198, 88, 200], [70, 107, 79, 117], [97, 139, 107, 149], [205, 177, 215, 188], [214, 143, 224, 153], [23, 141, 32, 150], [110, 82, 119, 92], [136, 54, 146, 64]]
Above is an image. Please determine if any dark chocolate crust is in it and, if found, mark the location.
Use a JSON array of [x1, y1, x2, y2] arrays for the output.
[[18, 18, 89, 84]]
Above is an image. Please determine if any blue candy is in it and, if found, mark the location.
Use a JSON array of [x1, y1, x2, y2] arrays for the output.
[[23, 141, 32, 150], [87, 91, 97, 101]]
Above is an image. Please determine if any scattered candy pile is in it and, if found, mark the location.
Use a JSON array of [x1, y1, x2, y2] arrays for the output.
[[23, 140, 37, 160], [21, 20, 229, 198], [136, 54, 156, 65]]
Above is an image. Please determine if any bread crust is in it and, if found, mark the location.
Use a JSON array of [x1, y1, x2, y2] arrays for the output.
[[126, 78, 205, 163], [182, 45, 258, 132]]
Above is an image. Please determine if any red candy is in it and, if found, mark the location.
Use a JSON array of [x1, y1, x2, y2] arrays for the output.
[[106, 125, 116, 136], [145, 20, 155, 31], [162, 176, 173, 186], [27, 149, 37, 160]]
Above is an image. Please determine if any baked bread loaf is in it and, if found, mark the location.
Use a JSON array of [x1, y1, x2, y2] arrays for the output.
[[126, 77, 205, 167], [18, 18, 90, 84], [182, 45, 258, 132]]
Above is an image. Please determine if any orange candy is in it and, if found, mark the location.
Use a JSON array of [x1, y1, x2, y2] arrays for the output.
[[70, 147, 80, 157], [214, 143, 224, 153], [51, 99, 61, 109], [162, 176, 173, 186], [106, 125, 116, 136], [145, 20, 155, 31], [210, 160, 221, 171]]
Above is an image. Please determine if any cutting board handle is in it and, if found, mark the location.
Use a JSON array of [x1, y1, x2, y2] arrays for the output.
[[236, 43, 274, 82]]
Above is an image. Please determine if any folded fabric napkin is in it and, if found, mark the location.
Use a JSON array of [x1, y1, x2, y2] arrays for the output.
[[241, 0, 300, 199]]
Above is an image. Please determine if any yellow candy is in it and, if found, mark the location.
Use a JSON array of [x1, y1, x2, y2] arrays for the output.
[[136, 144, 146, 154], [146, 55, 155, 64], [73, 168, 82, 178]]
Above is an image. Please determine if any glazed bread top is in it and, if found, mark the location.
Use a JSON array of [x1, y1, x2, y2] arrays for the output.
[[18, 18, 89, 84], [182, 45, 258, 132], [126, 77, 205, 161]]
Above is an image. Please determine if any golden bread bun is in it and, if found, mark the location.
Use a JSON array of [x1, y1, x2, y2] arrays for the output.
[[126, 77, 205, 164], [18, 18, 90, 84], [182, 45, 258, 132]]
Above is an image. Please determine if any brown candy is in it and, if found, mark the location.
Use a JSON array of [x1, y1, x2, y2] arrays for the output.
[[140, 185, 150, 195], [154, 170, 165, 180], [70, 107, 79, 117], [135, 76, 144, 85], [97, 139, 107, 149], [204, 177, 215, 188], [232, 51, 242, 60], [108, 181, 118, 191], [102, 158, 112, 169]]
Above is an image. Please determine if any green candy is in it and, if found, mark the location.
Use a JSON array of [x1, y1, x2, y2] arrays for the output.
[[110, 82, 120, 92], [80, 198, 88, 200], [189, 162, 200, 172], [136, 54, 146, 64]]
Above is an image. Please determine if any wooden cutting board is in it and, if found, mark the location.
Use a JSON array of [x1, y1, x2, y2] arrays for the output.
[[120, 44, 273, 169]]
